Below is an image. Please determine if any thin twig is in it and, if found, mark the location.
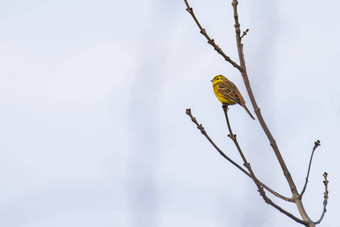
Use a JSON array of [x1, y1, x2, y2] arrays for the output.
[[240, 28, 249, 39], [223, 105, 247, 163], [231, 0, 245, 68], [301, 140, 321, 197], [186, 108, 292, 201], [186, 108, 250, 176], [183, 0, 242, 71], [314, 172, 329, 224]]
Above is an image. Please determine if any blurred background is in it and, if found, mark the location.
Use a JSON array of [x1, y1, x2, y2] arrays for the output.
[[0, 0, 339, 226]]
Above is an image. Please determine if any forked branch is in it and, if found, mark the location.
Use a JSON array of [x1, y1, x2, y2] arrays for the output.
[[185, 108, 249, 176], [222, 106, 304, 223], [184, 0, 242, 71], [240, 28, 249, 39], [186, 108, 292, 202]]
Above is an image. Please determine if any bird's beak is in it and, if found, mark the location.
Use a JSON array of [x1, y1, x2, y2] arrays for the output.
[[210, 79, 214, 82]]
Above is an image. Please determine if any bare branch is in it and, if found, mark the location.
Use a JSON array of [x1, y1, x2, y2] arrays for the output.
[[231, 0, 303, 198], [222, 107, 307, 225], [231, 0, 245, 68], [314, 172, 329, 224], [301, 140, 321, 197], [186, 108, 249, 175], [240, 28, 249, 39], [222, 105, 247, 163], [231, 2, 318, 225], [186, 108, 291, 201], [260, 191, 307, 225], [230, 2, 317, 225], [184, 0, 326, 225], [183, 0, 242, 71]]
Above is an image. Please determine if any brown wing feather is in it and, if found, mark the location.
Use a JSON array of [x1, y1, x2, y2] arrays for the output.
[[217, 80, 245, 105]]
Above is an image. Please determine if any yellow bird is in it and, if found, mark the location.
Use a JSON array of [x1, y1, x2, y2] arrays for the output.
[[211, 75, 255, 120]]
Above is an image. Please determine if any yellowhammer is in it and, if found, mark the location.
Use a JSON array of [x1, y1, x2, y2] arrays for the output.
[[211, 75, 255, 120]]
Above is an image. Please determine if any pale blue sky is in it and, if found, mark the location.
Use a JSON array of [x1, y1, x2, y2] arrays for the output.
[[0, 0, 339, 227]]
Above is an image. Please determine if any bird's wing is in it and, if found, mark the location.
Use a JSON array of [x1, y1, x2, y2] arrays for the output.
[[217, 81, 244, 105]]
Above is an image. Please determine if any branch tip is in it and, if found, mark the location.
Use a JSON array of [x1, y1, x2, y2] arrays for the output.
[[314, 140, 321, 148], [241, 29, 249, 39], [301, 140, 322, 197], [323, 172, 328, 185], [232, 0, 238, 7], [314, 172, 329, 224]]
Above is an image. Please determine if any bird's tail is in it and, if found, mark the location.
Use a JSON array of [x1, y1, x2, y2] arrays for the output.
[[242, 105, 255, 120]]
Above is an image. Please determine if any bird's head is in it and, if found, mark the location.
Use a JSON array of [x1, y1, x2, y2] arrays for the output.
[[211, 75, 226, 85]]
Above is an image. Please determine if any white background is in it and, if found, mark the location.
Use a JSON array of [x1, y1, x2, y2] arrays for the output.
[[0, 0, 339, 226]]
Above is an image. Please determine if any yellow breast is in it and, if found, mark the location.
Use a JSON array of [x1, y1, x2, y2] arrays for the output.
[[213, 85, 236, 105]]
